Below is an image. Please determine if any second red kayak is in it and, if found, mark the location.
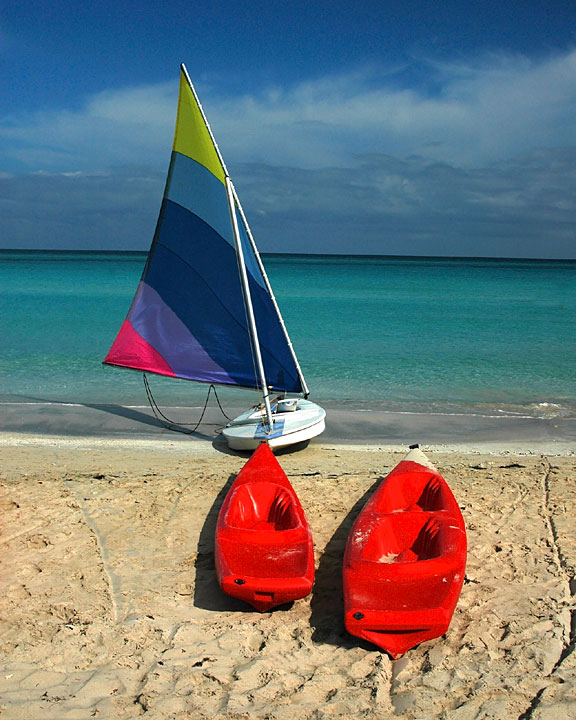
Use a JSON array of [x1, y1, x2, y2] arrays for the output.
[[343, 446, 467, 658], [215, 443, 315, 612]]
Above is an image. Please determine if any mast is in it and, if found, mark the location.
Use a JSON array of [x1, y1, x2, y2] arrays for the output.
[[231, 183, 310, 397], [226, 177, 274, 429], [181, 64, 274, 429]]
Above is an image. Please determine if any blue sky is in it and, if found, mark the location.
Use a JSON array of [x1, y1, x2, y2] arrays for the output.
[[1, 0, 575, 257]]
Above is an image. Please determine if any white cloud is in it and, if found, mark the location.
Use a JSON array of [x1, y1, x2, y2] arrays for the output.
[[0, 81, 176, 173], [206, 48, 576, 168], [1, 49, 575, 257], [1, 48, 576, 174]]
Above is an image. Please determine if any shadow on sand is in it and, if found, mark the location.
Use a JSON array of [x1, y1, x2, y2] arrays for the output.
[[309, 475, 384, 649], [82, 402, 226, 443], [12, 393, 225, 443], [192, 471, 249, 612], [212, 437, 311, 457]]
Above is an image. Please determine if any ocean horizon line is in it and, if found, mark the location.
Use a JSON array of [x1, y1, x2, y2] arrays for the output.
[[1, 248, 575, 264]]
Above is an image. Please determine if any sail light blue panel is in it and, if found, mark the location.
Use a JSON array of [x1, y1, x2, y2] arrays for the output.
[[168, 152, 234, 249]]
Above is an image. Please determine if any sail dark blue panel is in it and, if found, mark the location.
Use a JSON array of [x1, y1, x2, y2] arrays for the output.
[[134, 200, 302, 392]]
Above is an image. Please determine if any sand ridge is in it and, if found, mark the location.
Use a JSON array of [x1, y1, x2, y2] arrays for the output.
[[1, 441, 575, 719]]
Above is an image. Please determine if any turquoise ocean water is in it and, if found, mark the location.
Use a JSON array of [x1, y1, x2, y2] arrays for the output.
[[1, 251, 575, 420]]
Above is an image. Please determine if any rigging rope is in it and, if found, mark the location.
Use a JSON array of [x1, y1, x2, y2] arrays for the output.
[[143, 373, 232, 435]]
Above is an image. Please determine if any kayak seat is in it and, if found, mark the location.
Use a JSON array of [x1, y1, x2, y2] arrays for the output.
[[225, 484, 300, 531], [416, 476, 446, 512], [359, 514, 443, 563], [409, 517, 441, 560], [371, 473, 453, 514], [267, 489, 299, 530]]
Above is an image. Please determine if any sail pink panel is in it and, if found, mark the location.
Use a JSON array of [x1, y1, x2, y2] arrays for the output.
[[105, 319, 176, 377]]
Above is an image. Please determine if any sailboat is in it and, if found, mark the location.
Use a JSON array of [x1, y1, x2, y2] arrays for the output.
[[104, 64, 325, 450]]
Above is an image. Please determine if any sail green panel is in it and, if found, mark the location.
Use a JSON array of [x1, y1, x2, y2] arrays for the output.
[[173, 71, 226, 184]]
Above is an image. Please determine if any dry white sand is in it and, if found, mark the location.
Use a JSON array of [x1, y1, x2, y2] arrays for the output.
[[1, 434, 575, 719]]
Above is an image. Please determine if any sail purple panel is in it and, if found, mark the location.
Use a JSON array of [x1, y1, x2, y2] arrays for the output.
[[117, 282, 235, 385]]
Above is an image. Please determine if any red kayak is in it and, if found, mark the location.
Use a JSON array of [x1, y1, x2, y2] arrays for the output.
[[343, 445, 467, 658], [215, 443, 314, 611]]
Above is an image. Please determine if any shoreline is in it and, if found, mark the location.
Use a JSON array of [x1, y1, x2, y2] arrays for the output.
[[1, 433, 575, 458], [1, 401, 575, 456]]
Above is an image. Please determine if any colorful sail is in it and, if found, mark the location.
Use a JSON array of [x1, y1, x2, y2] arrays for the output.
[[104, 66, 304, 394]]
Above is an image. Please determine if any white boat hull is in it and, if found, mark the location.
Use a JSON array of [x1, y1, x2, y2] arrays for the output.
[[222, 399, 326, 450]]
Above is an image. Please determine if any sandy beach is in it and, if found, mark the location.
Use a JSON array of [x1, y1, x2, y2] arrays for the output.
[[1, 407, 575, 719]]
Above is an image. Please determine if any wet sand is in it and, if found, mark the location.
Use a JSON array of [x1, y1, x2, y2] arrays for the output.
[[2, 401, 575, 453], [1, 407, 575, 718]]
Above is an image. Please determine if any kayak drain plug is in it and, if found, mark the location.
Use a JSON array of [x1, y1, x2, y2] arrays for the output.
[[234, 579, 246, 585], [353, 612, 364, 620]]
